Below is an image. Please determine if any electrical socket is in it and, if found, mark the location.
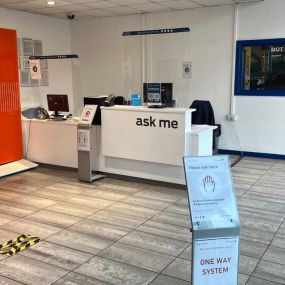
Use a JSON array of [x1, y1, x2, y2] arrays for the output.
[[226, 114, 238, 121]]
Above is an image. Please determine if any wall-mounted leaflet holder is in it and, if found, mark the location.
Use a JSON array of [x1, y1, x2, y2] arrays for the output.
[[78, 105, 105, 182], [183, 155, 240, 285]]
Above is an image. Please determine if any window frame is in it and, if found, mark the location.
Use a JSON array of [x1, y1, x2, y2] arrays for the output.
[[235, 38, 285, 96]]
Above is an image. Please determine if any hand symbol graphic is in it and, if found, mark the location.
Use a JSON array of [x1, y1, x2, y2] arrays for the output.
[[203, 176, 215, 193]]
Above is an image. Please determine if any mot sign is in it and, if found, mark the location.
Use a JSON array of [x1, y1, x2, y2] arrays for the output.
[[184, 156, 240, 285]]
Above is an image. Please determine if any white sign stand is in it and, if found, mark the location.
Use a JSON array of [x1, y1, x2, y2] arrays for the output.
[[78, 105, 105, 182], [183, 156, 240, 285]]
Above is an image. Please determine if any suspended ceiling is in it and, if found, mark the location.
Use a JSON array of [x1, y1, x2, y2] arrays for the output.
[[0, 0, 264, 20]]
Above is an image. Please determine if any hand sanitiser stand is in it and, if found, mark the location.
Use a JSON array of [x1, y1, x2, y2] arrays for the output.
[[184, 155, 240, 285], [78, 105, 105, 182]]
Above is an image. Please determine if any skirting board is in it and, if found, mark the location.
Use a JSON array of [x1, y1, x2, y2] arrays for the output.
[[0, 159, 38, 178]]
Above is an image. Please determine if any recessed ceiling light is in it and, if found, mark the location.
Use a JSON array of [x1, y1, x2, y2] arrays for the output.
[[47, 1, 56, 5]]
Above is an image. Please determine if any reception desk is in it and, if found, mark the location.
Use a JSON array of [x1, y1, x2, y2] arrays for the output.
[[22, 106, 216, 185], [100, 106, 194, 184]]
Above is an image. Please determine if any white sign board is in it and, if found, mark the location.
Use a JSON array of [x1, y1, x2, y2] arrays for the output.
[[184, 156, 239, 229], [29, 59, 41, 80], [80, 105, 98, 125], [193, 237, 239, 285], [78, 129, 90, 151]]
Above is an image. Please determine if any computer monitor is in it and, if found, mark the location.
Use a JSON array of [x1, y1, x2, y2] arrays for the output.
[[83, 96, 107, 125], [143, 83, 173, 107], [47, 94, 69, 117]]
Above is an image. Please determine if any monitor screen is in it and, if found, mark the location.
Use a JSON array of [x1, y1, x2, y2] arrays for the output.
[[47, 94, 69, 117], [83, 96, 107, 125], [143, 83, 173, 107]]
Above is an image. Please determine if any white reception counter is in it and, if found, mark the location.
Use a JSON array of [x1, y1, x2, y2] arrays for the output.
[[22, 106, 216, 185], [100, 106, 194, 184]]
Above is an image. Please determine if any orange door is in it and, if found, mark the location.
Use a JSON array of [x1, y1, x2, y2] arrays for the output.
[[0, 28, 23, 164]]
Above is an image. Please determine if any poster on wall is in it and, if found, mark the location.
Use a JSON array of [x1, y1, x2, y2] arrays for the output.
[[23, 56, 30, 69], [22, 38, 34, 56], [29, 59, 41, 80], [20, 70, 30, 87], [33, 40, 43, 56]]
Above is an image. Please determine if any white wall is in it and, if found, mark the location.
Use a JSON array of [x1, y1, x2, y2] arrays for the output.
[[233, 0, 285, 155], [72, 0, 285, 155], [0, 8, 74, 113], [71, 6, 235, 141]]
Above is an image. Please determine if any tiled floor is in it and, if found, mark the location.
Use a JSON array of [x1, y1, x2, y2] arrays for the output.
[[0, 156, 284, 285]]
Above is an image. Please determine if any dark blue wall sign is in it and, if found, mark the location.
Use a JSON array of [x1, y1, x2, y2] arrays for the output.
[[235, 38, 285, 96]]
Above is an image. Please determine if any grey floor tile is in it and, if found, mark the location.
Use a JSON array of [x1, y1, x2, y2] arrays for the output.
[[149, 274, 189, 285], [137, 220, 191, 242], [99, 242, 174, 272], [120, 230, 189, 256], [5, 176, 55, 188], [0, 255, 68, 285], [30, 188, 76, 201], [134, 189, 182, 203], [0, 201, 38, 217], [98, 183, 142, 195], [239, 255, 259, 275], [2, 218, 62, 239], [239, 273, 249, 285], [0, 276, 23, 285], [0, 181, 39, 193], [272, 222, 285, 249], [0, 213, 18, 226], [88, 210, 147, 229], [75, 256, 157, 285], [249, 184, 285, 197], [239, 239, 268, 259], [8, 194, 57, 209], [152, 211, 191, 228], [120, 195, 172, 210], [253, 260, 285, 284], [43, 183, 88, 194], [262, 246, 285, 265], [46, 202, 96, 218], [246, 276, 281, 285], [179, 244, 191, 260], [20, 241, 92, 270], [240, 226, 275, 245], [53, 272, 109, 285], [101, 178, 147, 190], [105, 202, 159, 219], [65, 195, 114, 209], [25, 209, 81, 228], [164, 204, 190, 216], [69, 219, 130, 241], [46, 229, 113, 254], [162, 258, 191, 282], [81, 188, 128, 201]]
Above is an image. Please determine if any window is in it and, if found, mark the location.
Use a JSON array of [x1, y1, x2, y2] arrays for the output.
[[235, 39, 285, 96]]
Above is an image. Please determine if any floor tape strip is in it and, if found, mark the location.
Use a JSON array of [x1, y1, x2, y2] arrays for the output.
[[0, 234, 41, 257]]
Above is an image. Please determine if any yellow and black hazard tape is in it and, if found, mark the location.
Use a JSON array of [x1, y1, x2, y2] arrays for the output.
[[0, 234, 41, 257]]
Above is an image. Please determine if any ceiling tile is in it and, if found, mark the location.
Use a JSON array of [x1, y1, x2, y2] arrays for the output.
[[162, 0, 202, 9], [192, 0, 234, 6], [0, 0, 265, 19], [111, 0, 151, 5], [102, 5, 140, 14], [131, 2, 172, 12], [84, 1, 120, 9]]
